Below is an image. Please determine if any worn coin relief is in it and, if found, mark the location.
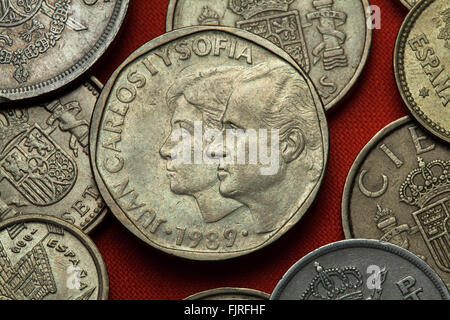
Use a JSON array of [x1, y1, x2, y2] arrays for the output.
[[0, 216, 108, 300], [395, 0, 450, 143], [167, 0, 372, 110], [343, 117, 450, 289], [92, 27, 328, 260], [271, 240, 450, 300], [0, 0, 128, 100], [0, 79, 107, 233]]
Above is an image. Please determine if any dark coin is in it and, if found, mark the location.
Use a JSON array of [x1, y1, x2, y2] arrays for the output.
[[342, 116, 450, 289], [166, 0, 372, 111], [0, 77, 107, 233], [0, 215, 108, 300], [90, 26, 329, 260], [271, 239, 450, 300], [0, 0, 129, 101], [185, 287, 270, 300], [394, 0, 450, 143]]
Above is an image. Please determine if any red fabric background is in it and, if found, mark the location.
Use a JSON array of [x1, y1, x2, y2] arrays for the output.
[[89, 0, 409, 300]]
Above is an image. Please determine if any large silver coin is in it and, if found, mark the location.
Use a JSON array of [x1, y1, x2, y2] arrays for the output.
[[0, 215, 108, 300], [0, 0, 129, 101], [166, 0, 372, 111], [0, 77, 107, 233], [342, 116, 450, 289], [271, 239, 450, 300], [90, 26, 329, 260]]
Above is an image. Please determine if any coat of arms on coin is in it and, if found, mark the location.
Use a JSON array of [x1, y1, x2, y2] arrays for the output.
[[166, 0, 372, 111], [0, 78, 107, 233]]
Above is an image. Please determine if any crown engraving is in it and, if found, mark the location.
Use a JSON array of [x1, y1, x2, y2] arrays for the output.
[[0, 108, 30, 152], [301, 262, 364, 300], [197, 6, 221, 25], [228, 0, 294, 19], [399, 157, 450, 208]]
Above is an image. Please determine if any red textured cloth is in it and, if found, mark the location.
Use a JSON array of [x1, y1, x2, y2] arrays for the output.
[[90, 0, 409, 300]]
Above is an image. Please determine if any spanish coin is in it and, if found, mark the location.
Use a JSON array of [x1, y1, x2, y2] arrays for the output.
[[185, 287, 270, 300], [271, 239, 450, 300], [90, 26, 329, 260], [0, 0, 129, 101], [394, 0, 450, 143], [342, 116, 450, 289], [400, 0, 420, 10], [0, 215, 108, 300], [0, 77, 107, 233], [166, 0, 372, 111]]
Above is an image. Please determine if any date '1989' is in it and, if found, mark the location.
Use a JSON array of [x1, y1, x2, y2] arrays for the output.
[[175, 227, 240, 250]]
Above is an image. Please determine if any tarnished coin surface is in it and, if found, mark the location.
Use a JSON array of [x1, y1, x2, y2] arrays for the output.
[[400, 0, 420, 10], [271, 239, 450, 300], [166, 0, 372, 111], [185, 287, 270, 300], [0, 78, 107, 233], [0, 215, 108, 300], [342, 116, 450, 289], [394, 0, 450, 143], [90, 26, 328, 260], [0, 0, 129, 101]]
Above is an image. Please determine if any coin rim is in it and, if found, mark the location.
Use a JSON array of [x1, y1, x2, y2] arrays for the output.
[[270, 239, 450, 300], [185, 287, 270, 300], [89, 26, 329, 261], [0, 0, 129, 101], [0, 214, 109, 300], [341, 116, 411, 239], [400, 0, 414, 10], [81, 76, 109, 235], [164, 0, 373, 112], [394, 0, 450, 143]]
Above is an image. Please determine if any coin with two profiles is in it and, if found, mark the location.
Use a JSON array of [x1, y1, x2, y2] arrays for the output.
[[0, 215, 108, 300], [166, 0, 372, 111], [0, 78, 107, 233], [90, 26, 329, 260], [394, 0, 450, 143], [0, 0, 129, 101], [342, 116, 450, 289], [271, 239, 450, 300]]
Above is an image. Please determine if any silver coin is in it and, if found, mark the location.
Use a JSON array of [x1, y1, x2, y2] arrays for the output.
[[342, 116, 450, 289], [400, 0, 420, 10], [90, 26, 329, 260], [0, 0, 129, 101], [271, 239, 450, 300], [166, 0, 372, 111], [0, 215, 108, 300], [185, 287, 270, 300], [0, 77, 107, 233]]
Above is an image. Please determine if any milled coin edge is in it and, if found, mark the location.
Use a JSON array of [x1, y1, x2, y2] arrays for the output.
[[0, 214, 109, 300], [394, 0, 450, 143]]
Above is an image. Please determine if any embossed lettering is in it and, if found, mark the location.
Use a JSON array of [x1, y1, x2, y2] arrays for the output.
[[408, 126, 435, 155], [396, 276, 423, 300], [358, 170, 389, 198]]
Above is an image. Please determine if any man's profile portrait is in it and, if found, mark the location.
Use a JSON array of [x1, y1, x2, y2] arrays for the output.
[[213, 62, 324, 234]]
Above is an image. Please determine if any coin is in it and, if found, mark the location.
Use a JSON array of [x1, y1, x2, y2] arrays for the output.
[[185, 287, 270, 300], [166, 0, 372, 111], [90, 26, 329, 260], [0, 77, 107, 233], [0, 215, 108, 300], [400, 0, 420, 10], [271, 239, 450, 300], [0, 0, 129, 101], [342, 116, 450, 289], [394, 0, 450, 143]]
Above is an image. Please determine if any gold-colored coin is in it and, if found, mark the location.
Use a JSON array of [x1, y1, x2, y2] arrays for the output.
[[394, 0, 450, 143]]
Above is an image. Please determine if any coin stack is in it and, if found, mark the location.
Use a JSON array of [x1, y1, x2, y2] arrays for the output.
[[0, 0, 448, 301]]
